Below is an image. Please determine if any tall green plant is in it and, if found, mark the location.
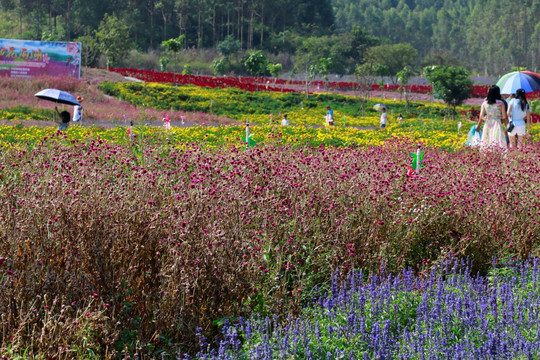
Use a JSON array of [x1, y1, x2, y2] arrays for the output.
[[424, 65, 473, 120], [162, 35, 185, 81], [94, 14, 130, 70], [243, 50, 268, 77]]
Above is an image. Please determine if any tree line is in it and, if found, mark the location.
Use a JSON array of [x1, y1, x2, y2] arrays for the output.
[[333, 0, 540, 76], [0, 0, 538, 76]]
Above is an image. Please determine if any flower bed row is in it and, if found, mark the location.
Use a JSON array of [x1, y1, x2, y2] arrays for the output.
[[107, 68, 540, 99], [109, 67, 301, 93], [98, 81, 462, 127], [191, 259, 540, 359]]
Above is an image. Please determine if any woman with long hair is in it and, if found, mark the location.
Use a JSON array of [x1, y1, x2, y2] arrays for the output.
[[477, 85, 508, 150], [507, 88, 531, 149]]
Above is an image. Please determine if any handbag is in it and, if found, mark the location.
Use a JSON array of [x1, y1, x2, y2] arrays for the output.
[[506, 120, 515, 133]]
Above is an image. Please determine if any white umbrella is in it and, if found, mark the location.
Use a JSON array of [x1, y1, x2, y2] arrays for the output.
[[34, 88, 80, 106], [373, 104, 388, 111]]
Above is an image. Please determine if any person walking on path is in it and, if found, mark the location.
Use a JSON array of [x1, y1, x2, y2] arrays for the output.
[[477, 85, 507, 150], [507, 88, 531, 149], [326, 105, 334, 126], [73, 96, 84, 123], [380, 107, 388, 129]]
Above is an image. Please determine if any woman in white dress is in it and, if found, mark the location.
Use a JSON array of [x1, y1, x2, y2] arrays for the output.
[[477, 85, 507, 150]]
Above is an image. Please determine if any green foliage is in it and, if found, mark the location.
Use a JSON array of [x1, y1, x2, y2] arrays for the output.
[[364, 43, 418, 83], [94, 13, 130, 69], [397, 66, 414, 86], [162, 35, 185, 73], [182, 64, 193, 76], [267, 63, 282, 78], [333, 0, 539, 75], [216, 35, 241, 59], [294, 34, 358, 75], [397, 66, 416, 109], [75, 32, 102, 68], [212, 57, 227, 76], [530, 100, 539, 115], [41, 31, 56, 41], [162, 35, 185, 54], [242, 50, 268, 76], [424, 65, 473, 105], [159, 57, 170, 72], [318, 57, 332, 82], [421, 53, 462, 68], [424, 65, 473, 118], [0, 2, 539, 75]]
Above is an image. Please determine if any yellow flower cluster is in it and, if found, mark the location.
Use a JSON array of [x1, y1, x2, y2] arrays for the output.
[[1, 121, 539, 151], [0, 122, 500, 151]]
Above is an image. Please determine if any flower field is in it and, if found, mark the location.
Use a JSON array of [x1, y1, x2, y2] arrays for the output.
[[2, 72, 540, 359], [190, 259, 540, 359], [2, 129, 540, 357], [98, 81, 466, 127], [5, 120, 539, 151], [108, 67, 540, 100]]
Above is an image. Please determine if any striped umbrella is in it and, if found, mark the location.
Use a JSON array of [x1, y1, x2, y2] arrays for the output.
[[496, 71, 540, 94]]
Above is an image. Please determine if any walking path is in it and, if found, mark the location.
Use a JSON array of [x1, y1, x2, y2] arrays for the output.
[[0, 119, 378, 131]]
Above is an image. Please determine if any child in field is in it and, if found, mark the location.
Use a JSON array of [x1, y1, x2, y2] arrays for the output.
[[55, 106, 71, 131], [326, 105, 334, 126], [281, 114, 289, 126]]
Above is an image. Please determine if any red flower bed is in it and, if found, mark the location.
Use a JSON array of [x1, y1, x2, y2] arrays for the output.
[[107, 68, 540, 101], [109, 68, 301, 93]]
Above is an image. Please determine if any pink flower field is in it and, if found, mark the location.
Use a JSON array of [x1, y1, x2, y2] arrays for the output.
[[1, 134, 539, 357]]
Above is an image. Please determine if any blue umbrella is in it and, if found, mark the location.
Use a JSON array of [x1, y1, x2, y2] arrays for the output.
[[496, 71, 540, 95], [34, 88, 80, 106]]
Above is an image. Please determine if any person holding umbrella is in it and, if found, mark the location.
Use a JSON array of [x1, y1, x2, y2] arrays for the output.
[[34, 88, 80, 131], [55, 106, 71, 131], [507, 88, 531, 149]]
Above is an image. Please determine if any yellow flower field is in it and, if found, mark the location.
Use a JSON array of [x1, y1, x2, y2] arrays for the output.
[[1, 121, 537, 151]]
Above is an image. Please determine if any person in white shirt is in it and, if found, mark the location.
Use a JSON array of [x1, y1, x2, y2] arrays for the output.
[[506, 88, 531, 149], [380, 107, 387, 129], [281, 114, 289, 126], [73, 96, 84, 122]]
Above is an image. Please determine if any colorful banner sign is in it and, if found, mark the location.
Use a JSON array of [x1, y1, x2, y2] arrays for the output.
[[0, 39, 81, 79]]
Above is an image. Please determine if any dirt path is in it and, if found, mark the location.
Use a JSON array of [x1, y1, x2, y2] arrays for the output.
[[0, 119, 379, 131], [0, 119, 224, 129]]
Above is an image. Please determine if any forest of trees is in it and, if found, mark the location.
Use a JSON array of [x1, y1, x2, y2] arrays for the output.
[[0, 0, 538, 76]]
